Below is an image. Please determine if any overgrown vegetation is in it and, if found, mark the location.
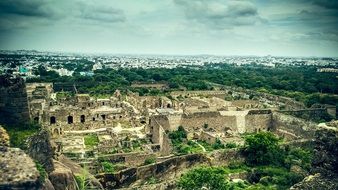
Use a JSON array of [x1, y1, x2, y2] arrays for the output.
[[35, 162, 47, 183], [3, 122, 40, 149], [168, 126, 204, 154], [101, 161, 115, 173], [178, 132, 313, 190], [144, 157, 156, 165]]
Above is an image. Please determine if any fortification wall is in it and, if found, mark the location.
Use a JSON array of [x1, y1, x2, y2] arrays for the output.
[[0, 76, 30, 125], [181, 112, 238, 133]]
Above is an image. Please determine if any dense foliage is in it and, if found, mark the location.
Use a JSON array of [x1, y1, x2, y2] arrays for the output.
[[27, 64, 338, 107], [177, 167, 230, 190]]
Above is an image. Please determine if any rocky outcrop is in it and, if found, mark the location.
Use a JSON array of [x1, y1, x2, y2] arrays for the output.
[[290, 173, 338, 190], [0, 126, 10, 147], [290, 128, 338, 189], [27, 130, 55, 173], [57, 155, 104, 190], [311, 128, 338, 176], [48, 160, 79, 190], [0, 146, 41, 189]]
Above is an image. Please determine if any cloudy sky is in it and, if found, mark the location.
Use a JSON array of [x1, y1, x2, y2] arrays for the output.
[[0, 0, 338, 57]]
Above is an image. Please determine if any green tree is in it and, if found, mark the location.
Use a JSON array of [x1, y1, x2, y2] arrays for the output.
[[177, 167, 229, 190], [243, 132, 284, 166]]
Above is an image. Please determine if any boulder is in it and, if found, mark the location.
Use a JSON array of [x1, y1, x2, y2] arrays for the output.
[[48, 160, 78, 190], [0, 146, 41, 189], [27, 130, 55, 173]]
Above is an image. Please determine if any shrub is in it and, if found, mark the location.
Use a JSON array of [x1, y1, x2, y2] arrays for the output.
[[226, 142, 237, 149], [84, 134, 99, 148], [35, 162, 47, 183], [177, 167, 229, 190], [247, 166, 303, 189], [144, 157, 156, 165], [212, 138, 225, 149], [168, 126, 187, 145], [101, 161, 115, 173], [243, 132, 285, 166]]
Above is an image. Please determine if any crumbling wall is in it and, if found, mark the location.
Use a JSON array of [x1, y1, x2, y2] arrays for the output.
[[245, 110, 272, 133], [272, 112, 317, 140], [278, 109, 333, 122], [0, 76, 30, 125], [181, 112, 238, 133], [97, 154, 206, 189]]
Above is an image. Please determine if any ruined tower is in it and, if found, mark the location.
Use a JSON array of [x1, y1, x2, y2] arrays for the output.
[[0, 75, 30, 125]]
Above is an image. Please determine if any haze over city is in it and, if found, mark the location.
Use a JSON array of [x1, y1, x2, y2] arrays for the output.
[[1, 0, 338, 57]]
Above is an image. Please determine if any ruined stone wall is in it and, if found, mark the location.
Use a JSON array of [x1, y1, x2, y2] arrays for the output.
[[272, 112, 317, 140], [181, 112, 238, 133], [245, 110, 272, 133], [149, 116, 173, 155], [99, 152, 157, 167], [151, 110, 274, 136], [278, 108, 333, 122], [0, 76, 30, 125], [97, 154, 206, 189], [170, 90, 227, 99]]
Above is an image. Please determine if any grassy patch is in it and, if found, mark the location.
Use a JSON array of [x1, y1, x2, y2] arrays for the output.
[[144, 157, 156, 165], [84, 134, 99, 149], [35, 162, 47, 183], [3, 122, 40, 149], [101, 161, 115, 173]]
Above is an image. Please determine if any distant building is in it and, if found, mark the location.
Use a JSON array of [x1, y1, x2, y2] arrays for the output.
[[80, 71, 94, 76]]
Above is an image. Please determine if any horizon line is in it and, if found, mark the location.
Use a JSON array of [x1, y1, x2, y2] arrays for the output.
[[1, 49, 338, 59]]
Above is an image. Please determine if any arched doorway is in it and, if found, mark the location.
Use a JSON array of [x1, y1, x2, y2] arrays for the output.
[[50, 116, 56, 124], [80, 115, 85, 123], [68, 116, 73, 124]]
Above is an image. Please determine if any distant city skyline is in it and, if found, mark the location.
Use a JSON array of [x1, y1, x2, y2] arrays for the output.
[[1, 0, 338, 57]]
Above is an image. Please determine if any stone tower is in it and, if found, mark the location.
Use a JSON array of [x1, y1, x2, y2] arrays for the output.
[[0, 75, 30, 125]]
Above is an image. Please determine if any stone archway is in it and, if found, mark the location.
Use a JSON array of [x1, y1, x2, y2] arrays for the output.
[[50, 116, 56, 124], [80, 115, 85, 123], [68, 116, 73, 124]]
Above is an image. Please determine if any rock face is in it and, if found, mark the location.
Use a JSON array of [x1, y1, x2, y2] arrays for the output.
[[290, 128, 338, 190], [290, 173, 338, 190], [0, 146, 40, 189], [311, 128, 338, 176], [0, 75, 30, 125], [48, 160, 78, 190], [27, 130, 55, 173], [0, 126, 10, 147]]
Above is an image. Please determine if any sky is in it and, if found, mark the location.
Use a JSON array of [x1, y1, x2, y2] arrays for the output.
[[0, 0, 338, 57]]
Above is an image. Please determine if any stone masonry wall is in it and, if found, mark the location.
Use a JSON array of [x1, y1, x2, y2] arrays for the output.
[[0, 76, 30, 125]]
